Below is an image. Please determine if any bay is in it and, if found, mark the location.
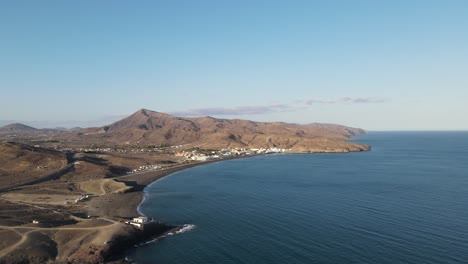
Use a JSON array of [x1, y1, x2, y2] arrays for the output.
[[129, 132, 468, 264]]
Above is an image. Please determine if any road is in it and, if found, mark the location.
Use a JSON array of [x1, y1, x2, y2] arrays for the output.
[[0, 217, 120, 259]]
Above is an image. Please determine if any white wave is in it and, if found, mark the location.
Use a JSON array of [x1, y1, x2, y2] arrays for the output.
[[175, 224, 196, 234], [162, 224, 196, 237], [136, 191, 148, 217], [124, 256, 137, 264], [137, 224, 195, 246], [134, 224, 196, 248], [141, 238, 159, 245]]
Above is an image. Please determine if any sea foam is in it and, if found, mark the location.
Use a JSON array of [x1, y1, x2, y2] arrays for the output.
[[167, 224, 196, 236]]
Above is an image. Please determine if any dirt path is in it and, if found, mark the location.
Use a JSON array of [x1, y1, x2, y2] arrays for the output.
[[0, 217, 119, 258], [0, 196, 60, 213], [99, 182, 106, 195], [0, 228, 27, 259]]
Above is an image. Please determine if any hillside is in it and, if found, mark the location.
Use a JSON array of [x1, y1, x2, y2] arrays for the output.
[[79, 109, 369, 152], [0, 142, 67, 190]]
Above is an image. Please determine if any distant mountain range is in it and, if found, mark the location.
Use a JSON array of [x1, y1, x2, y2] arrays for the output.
[[0, 109, 369, 152], [0, 123, 38, 133], [79, 109, 369, 152], [0, 123, 81, 134]]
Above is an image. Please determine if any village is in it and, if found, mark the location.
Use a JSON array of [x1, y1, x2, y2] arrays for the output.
[[51, 144, 187, 154], [123, 147, 289, 175], [126, 164, 161, 175], [175, 147, 288, 161]]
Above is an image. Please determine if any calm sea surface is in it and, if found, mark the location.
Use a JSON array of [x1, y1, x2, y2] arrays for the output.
[[129, 132, 468, 264]]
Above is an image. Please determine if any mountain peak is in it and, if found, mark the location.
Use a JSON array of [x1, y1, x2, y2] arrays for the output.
[[137, 108, 159, 115]]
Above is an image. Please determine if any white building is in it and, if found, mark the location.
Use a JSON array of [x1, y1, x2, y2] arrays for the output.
[[130, 222, 143, 228], [133, 216, 148, 224]]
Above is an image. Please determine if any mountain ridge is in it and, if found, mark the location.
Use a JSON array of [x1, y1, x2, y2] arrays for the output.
[[80, 108, 369, 152]]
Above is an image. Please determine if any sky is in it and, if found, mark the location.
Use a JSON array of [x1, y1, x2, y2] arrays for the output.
[[1, 0, 467, 130]]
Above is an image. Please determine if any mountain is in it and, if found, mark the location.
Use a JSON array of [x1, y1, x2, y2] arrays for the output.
[[0, 123, 38, 133], [305, 123, 366, 136], [80, 109, 369, 152], [0, 123, 67, 136]]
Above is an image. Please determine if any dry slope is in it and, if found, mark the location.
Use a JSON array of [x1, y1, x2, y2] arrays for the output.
[[0, 142, 67, 190], [78, 109, 369, 152]]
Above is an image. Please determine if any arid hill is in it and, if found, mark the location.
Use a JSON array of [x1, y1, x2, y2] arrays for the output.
[[79, 109, 369, 152], [0, 142, 67, 190]]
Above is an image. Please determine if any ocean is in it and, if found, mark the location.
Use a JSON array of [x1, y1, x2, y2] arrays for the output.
[[129, 132, 468, 264]]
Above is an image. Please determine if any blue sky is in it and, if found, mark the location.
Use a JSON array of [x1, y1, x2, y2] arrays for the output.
[[1, 1, 467, 130]]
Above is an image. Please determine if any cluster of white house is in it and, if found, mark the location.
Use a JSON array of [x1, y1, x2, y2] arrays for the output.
[[54, 147, 116, 153], [75, 194, 91, 203], [175, 151, 214, 161], [125, 216, 149, 228], [54, 144, 188, 154], [176, 147, 288, 161], [126, 164, 161, 174]]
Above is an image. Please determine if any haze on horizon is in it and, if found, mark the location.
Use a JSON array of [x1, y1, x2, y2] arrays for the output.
[[1, 1, 467, 131]]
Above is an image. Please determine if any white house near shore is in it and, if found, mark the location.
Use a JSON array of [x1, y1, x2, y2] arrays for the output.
[[130, 222, 143, 228], [125, 216, 149, 228], [133, 216, 148, 223]]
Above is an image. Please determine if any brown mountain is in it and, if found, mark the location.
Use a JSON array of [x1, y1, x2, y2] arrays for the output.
[[79, 109, 369, 152], [0, 123, 38, 133]]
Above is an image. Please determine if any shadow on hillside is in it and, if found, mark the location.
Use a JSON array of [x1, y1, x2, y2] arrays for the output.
[[107, 166, 131, 177], [77, 156, 108, 166], [115, 180, 145, 192]]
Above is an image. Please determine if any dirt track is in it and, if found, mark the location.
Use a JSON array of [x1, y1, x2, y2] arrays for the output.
[[0, 217, 119, 259]]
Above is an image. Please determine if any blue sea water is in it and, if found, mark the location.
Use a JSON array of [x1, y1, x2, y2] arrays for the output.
[[129, 132, 468, 264]]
